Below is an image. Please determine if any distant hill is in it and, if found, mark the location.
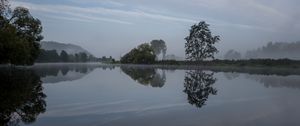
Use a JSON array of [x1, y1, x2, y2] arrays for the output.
[[41, 41, 93, 56]]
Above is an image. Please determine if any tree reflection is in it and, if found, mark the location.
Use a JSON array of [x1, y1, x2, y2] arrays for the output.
[[183, 70, 217, 108], [0, 67, 46, 126], [33, 64, 115, 78], [121, 66, 166, 87], [223, 72, 240, 80], [246, 74, 300, 89]]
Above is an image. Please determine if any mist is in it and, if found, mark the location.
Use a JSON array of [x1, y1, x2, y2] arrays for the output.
[[11, 0, 300, 59]]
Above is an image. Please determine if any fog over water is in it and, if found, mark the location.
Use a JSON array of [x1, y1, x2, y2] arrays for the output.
[[2, 64, 300, 126], [11, 0, 300, 59]]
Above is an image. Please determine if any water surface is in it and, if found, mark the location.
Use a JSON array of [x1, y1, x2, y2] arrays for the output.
[[1, 63, 300, 126]]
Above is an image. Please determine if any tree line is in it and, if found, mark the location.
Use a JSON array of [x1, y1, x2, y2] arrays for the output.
[[245, 41, 300, 59], [36, 49, 115, 63], [35, 49, 115, 63]]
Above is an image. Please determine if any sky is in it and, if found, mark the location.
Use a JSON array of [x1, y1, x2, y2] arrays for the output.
[[11, 0, 300, 59]]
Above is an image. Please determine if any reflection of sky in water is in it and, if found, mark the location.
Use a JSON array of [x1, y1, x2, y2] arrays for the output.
[[16, 65, 300, 126]]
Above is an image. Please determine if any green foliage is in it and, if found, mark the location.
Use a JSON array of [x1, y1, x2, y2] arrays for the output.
[[150, 39, 167, 60], [121, 43, 156, 64], [0, 1, 43, 65], [185, 21, 220, 61]]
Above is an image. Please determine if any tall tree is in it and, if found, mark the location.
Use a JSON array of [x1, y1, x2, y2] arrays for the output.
[[0, 1, 43, 65], [185, 21, 220, 61], [11, 7, 43, 64], [150, 39, 167, 60]]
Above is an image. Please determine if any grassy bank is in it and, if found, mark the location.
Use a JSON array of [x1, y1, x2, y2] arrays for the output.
[[153, 59, 300, 68], [109, 59, 300, 76]]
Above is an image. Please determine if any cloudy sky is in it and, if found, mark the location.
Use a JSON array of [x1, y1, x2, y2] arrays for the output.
[[11, 0, 300, 58]]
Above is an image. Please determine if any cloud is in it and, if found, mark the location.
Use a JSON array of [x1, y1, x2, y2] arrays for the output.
[[11, 1, 132, 25], [248, 0, 285, 18], [11, 0, 288, 32], [10, 1, 210, 25], [45, 15, 94, 23], [69, 0, 125, 7]]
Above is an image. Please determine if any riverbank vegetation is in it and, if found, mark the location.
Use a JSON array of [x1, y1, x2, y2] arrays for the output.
[[155, 59, 300, 68], [0, 0, 43, 65], [118, 21, 300, 69]]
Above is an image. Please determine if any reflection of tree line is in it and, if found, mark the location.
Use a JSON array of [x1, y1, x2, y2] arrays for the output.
[[0, 67, 46, 126], [223, 72, 240, 80], [223, 72, 300, 89], [129, 65, 300, 76], [246, 75, 300, 89], [32, 64, 116, 83], [33, 65, 97, 77], [121, 66, 217, 108]]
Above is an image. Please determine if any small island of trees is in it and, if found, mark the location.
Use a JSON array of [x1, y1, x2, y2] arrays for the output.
[[120, 21, 220, 64]]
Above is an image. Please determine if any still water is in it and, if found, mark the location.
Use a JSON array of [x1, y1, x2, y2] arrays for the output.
[[1, 63, 300, 126]]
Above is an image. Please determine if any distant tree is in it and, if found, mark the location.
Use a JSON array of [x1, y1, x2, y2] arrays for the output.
[[0, 2, 43, 65], [60, 50, 69, 62], [75, 54, 79, 62], [36, 49, 60, 62], [185, 21, 220, 61], [245, 41, 300, 59], [121, 43, 156, 64], [98, 56, 114, 63], [79, 52, 87, 62], [88, 55, 96, 62], [68, 54, 75, 62], [150, 39, 167, 60], [224, 49, 241, 60], [102, 56, 106, 60]]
